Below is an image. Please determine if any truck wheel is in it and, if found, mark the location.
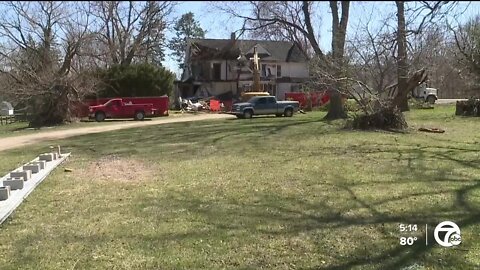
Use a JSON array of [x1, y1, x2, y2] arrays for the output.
[[284, 108, 293, 117], [243, 110, 253, 119], [95, 112, 106, 122], [134, 111, 145, 121], [426, 95, 436, 104]]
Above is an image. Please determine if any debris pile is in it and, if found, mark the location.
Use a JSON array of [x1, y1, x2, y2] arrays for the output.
[[455, 98, 480, 116], [352, 106, 408, 131], [180, 98, 210, 112], [179, 97, 228, 113]]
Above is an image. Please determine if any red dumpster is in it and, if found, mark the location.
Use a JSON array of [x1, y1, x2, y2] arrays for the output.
[[210, 99, 221, 111]]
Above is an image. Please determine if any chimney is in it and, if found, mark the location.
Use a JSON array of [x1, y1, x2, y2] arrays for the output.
[[231, 32, 236, 40]]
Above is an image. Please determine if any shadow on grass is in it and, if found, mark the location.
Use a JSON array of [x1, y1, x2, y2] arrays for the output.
[[122, 130, 478, 269], [134, 172, 479, 269], [2, 111, 479, 269], [58, 115, 338, 159], [80, 118, 153, 123], [191, 181, 475, 269]]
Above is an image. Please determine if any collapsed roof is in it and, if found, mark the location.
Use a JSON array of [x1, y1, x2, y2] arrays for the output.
[[188, 38, 308, 63]]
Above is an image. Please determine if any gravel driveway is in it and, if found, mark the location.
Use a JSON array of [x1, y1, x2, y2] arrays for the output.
[[0, 113, 234, 152]]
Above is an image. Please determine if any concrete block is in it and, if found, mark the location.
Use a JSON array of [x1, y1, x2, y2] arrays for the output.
[[23, 164, 41, 173], [30, 160, 46, 170], [53, 152, 59, 160], [39, 153, 54, 161], [3, 178, 24, 190], [10, 170, 31, 181], [0, 186, 10, 201]]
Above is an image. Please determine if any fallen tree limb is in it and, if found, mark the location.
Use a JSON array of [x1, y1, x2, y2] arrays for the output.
[[418, 127, 445, 133]]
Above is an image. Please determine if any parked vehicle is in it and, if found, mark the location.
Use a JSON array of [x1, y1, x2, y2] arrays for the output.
[[229, 96, 299, 118], [75, 96, 169, 118], [240, 91, 271, 102], [412, 82, 438, 104], [88, 98, 157, 122]]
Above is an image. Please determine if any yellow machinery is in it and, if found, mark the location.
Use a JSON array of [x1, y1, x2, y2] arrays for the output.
[[240, 46, 270, 101], [240, 91, 270, 102]]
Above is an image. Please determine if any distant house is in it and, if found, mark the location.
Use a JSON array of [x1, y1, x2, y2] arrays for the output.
[[175, 33, 309, 102]]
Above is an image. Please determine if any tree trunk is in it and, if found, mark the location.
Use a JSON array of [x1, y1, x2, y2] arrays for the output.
[[302, 1, 324, 59], [325, 90, 346, 120], [325, 1, 349, 120], [393, 1, 409, 112]]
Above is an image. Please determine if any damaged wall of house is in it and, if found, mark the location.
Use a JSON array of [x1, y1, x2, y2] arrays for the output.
[[176, 36, 310, 102]]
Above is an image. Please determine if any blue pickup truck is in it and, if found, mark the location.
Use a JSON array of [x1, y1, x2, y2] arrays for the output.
[[229, 96, 300, 119]]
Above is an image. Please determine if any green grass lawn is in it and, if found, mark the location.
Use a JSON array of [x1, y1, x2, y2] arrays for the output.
[[0, 105, 478, 269], [0, 121, 31, 137]]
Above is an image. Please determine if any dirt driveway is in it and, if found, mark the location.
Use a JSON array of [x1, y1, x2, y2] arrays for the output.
[[0, 113, 234, 152]]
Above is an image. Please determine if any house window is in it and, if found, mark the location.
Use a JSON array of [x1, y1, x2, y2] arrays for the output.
[[212, 63, 222, 80], [261, 64, 266, 77], [276, 65, 282, 77]]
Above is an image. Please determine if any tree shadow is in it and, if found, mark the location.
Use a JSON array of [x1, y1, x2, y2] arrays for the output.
[[123, 137, 480, 269], [80, 118, 152, 122], [2, 112, 479, 269]]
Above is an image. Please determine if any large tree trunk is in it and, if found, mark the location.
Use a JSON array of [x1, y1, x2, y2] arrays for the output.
[[325, 90, 345, 120], [325, 1, 349, 120], [393, 1, 409, 112]]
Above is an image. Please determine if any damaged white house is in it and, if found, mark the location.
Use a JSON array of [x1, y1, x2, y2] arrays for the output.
[[174, 33, 310, 102]]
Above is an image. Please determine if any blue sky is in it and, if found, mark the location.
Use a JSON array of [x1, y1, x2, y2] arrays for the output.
[[0, 1, 477, 77], [162, 1, 480, 78]]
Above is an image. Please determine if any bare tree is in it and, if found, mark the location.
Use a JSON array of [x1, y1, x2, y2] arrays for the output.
[[452, 16, 480, 77], [391, 1, 461, 111], [392, 1, 409, 111], [213, 1, 324, 59], [245, 1, 315, 58], [213, 1, 352, 120], [0, 1, 98, 127], [408, 23, 469, 98], [90, 1, 174, 67], [448, 15, 480, 97], [323, 1, 350, 120], [346, 16, 397, 95]]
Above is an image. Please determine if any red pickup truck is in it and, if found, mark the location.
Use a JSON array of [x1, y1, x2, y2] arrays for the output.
[[89, 98, 157, 122]]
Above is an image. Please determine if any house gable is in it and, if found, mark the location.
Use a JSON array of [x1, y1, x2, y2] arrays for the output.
[[245, 44, 271, 58]]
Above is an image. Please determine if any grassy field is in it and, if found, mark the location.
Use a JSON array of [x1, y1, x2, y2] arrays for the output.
[[0, 105, 478, 269]]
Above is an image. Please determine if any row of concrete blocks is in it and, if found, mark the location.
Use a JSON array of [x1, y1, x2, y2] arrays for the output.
[[0, 153, 60, 201]]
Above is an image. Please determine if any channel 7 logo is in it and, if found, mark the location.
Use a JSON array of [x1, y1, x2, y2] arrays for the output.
[[434, 221, 462, 247]]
